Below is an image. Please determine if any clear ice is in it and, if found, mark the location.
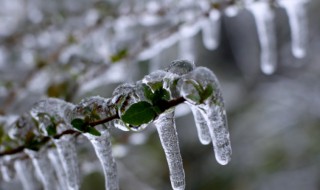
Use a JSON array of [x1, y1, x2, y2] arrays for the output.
[[0, 156, 15, 182], [180, 67, 231, 165], [14, 159, 41, 190], [248, 1, 277, 75], [48, 149, 69, 190], [24, 149, 59, 190], [201, 9, 221, 50], [154, 111, 185, 190], [190, 106, 211, 145], [53, 136, 80, 190], [30, 98, 80, 190], [73, 96, 119, 190], [85, 131, 119, 190], [278, 0, 309, 58], [164, 59, 210, 145]]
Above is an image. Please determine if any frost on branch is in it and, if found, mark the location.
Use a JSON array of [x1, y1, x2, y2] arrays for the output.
[[0, 60, 232, 190]]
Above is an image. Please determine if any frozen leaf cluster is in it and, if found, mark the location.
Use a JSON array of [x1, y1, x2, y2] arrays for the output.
[[0, 60, 231, 190]]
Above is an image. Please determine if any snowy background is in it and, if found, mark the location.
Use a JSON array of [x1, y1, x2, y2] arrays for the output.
[[1, 0, 320, 189]]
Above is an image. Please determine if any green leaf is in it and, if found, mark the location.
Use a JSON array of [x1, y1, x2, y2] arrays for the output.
[[71, 118, 101, 136], [143, 84, 154, 101], [148, 81, 163, 91], [201, 84, 214, 102], [153, 88, 170, 102], [186, 94, 201, 104], [87, 127, 101, 136], [71, 118, 87, 132], [110, 49, 128, 63], [121, 101, 156, 126], [46, 124, 57, 136], [185, 79, 204, 94]]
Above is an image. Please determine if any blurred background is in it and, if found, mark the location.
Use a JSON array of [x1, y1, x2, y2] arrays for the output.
[[1, 0, 320, 189]]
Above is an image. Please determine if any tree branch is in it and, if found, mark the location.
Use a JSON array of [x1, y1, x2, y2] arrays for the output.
[[0, 97, 186, 157]]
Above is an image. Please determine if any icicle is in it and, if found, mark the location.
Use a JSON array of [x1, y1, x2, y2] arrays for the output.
[[0, 156, 15, 182], [85, 131, 119, 190], [53, 135, 80, 190], [164, 59, 210, 144], [14, 159, 41, 190], [224, 4, 239, 17], [154, 111, 185, 190], [190, 106, 211, 145], [24, 149, 59, 190], [180, 67, 231, 165], [48, 149, 68, 190], [201, 9, 221, 50], [72, 96, 119, 190], [278, 0, 309, 58], [248, 2, 277, 75]]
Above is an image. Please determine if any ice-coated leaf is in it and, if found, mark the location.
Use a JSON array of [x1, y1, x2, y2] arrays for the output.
[[120, 101, 156, 126], [164, 59, 195, 76], [154, 112, 185, 190], [181, 67, 232, 165]]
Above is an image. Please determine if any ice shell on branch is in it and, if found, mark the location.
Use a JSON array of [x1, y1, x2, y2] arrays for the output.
[[8, 113, 37, 140], [30, 98, 75, 124], [164, 59, 195, 76]]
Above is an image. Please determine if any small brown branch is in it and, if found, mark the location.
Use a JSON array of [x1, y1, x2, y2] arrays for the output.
[[0, 97, 186, 157], [89, 113, 119, 127]]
